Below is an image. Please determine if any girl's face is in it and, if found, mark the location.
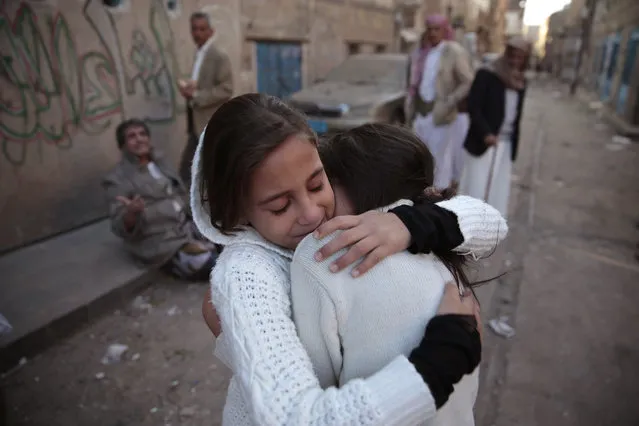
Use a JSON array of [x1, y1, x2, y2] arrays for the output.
[[244, 134, 335, 249]]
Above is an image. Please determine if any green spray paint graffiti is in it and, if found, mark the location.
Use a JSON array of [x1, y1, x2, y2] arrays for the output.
[[83, 0, 184, 125], [0, 3, 121, 165], [0, 0, 184, 167]]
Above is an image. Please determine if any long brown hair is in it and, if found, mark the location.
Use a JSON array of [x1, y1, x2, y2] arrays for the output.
[[319, 123, 472, 289]]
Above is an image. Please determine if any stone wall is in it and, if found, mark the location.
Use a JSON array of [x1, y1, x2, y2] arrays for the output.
[[0, 0, 196, 253], [588, 0, 639, 125], [0, 0, 397, 252]]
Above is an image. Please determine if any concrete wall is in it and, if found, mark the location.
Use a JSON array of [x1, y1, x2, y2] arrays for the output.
[[589, 0, 639, 125], [0, 0, 397, 252], [0, 0, 201, 253]]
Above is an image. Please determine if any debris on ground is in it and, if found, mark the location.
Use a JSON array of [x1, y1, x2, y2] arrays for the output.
[[166, 305, 181, 317], [589, 101, 603, 110], [131, 353, 141, 361], [149, 407, 158, 414], [101, 344, 129, 365], [488, 316, 516, 339], [611, 135, 632, 145], [180, 405, 197, 418], [95, 372, 106, 380], [132, 295, 153, 312]]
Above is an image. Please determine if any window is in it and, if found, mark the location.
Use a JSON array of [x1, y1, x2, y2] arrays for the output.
[[347, 43, 361, 56]]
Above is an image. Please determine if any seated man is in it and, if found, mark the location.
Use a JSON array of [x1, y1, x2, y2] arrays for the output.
[[102, 119, 218, 281]]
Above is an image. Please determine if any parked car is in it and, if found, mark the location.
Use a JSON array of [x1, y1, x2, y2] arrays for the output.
[[287, 53, 409, 135]]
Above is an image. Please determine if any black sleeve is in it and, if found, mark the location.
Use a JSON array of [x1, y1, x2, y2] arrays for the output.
[[467, 69, 492, 142], [390, 202, 464, 254], [408, 314, 481, 409]]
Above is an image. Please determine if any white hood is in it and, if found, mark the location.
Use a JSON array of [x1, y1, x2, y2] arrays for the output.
[[189, 128, 294, 259]]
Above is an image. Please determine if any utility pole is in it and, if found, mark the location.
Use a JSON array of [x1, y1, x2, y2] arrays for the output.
[[570, 0, 598, 95]]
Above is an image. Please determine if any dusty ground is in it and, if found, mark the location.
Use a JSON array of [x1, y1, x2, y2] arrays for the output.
[[2, 82, 639, 426], [1, 280, 231, 426]]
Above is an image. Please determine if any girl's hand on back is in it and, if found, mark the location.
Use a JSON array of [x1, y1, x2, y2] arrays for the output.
[[202, 291, 222, 337], [313, 211, 411, 277], [437, 283, 482, 341], [437, 283, 477, 316]]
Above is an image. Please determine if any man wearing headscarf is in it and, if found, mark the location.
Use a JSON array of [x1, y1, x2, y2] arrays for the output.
[[459, 36, 532, 217], [405, 14, 474, 190]]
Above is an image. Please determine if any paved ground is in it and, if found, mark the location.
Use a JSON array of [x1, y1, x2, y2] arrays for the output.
[[2, 279, 231, 426], [474, 81, 639, 426], [2, 83, 639, 425]]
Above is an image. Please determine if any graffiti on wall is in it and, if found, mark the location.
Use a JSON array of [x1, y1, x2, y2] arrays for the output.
[[0, 0, 185, 167]]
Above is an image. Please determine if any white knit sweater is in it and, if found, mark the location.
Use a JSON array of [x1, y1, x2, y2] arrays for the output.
[[190, 133, 508, 426], [291, 200, 487, 426]]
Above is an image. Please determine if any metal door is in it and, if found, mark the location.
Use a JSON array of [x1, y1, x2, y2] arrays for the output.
[[599, 33, 621, 101], [256, 42, 302, 99], [616, 28, 639, 114]]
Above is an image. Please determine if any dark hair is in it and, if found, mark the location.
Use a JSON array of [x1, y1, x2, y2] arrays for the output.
[[190, 11, 211, 26], [116, 119, 150, 150], [319, 123, 472, 289], [198, 93, 317, 234], [319, 124, 434, 215]]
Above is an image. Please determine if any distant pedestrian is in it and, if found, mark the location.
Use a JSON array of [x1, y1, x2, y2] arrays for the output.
[[405, 14, 474, 191], [177, 11, 233, 189], [460, 36, 532, 217]]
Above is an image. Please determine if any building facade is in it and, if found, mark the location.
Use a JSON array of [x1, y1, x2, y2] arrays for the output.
[[545, 6, 569, 75], [545, 0, 639, 129], [588, 0, 639, 127], [0, 0, 399, 252], [504, 0, 524, 37]]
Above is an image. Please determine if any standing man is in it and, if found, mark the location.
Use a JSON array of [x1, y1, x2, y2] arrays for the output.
[[405, 14, 474, 190], [178, 11, 233, 188]]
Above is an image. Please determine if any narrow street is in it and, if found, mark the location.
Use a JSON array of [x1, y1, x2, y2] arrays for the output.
[[2, 83, 639, 426], [474, 80, 639, 425]]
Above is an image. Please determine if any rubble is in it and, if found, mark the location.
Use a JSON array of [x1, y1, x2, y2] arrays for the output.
[[132, 295, 153, 312], [167, 305, 181, 317], [611, 135, 631, 145], [488, 316, 516, 339], [180, 405, 197, 418], [101, 343, 129, 365]]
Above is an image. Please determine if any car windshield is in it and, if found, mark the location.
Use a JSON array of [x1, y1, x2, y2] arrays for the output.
[[323, 57, 407, 86]]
